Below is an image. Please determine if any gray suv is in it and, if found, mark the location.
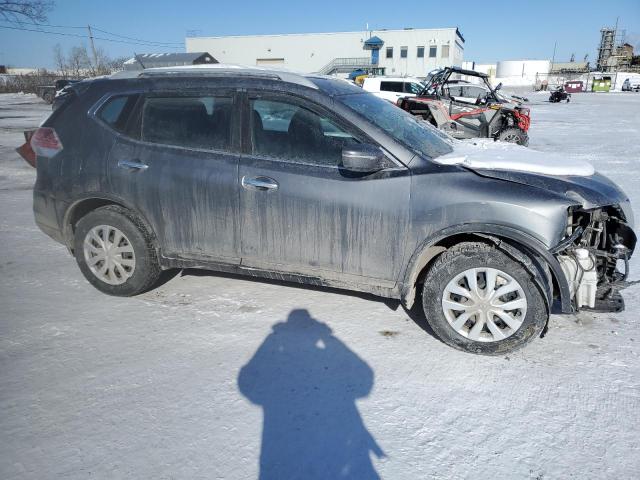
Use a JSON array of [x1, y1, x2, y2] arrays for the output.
[[23, 66, 636, 354]]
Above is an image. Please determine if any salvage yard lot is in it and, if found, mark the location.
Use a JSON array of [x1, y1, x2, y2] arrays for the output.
[[1, 91, 640, 479]]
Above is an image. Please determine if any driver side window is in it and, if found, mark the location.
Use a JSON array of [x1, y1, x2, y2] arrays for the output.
[[250, 98, 358, 166]]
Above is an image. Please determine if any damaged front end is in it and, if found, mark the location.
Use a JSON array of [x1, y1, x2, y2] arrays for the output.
[[553, 205, 636, 312]]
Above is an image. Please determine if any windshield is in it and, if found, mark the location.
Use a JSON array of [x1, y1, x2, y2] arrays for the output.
[[404, 82, 425, 94], [338, 93, 453, 159]]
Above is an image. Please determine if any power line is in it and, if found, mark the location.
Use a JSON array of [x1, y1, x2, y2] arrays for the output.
[[0, 19, 86, 29], [0, 23, 87, 38], [0, 21, 184, 47], [0, 23, 184, 49], [0, 20, 184, 46], [91, 27, 183, 46]]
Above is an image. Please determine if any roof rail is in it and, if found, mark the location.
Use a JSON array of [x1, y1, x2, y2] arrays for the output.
[[138, 64, 318, 89]]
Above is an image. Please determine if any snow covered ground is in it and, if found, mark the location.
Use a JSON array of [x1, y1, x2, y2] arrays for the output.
[[1, 92, 639, 479]]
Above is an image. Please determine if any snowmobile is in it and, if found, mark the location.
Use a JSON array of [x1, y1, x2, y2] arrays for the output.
[[549, 86, 571, 103], [397, 67, 531, 146]]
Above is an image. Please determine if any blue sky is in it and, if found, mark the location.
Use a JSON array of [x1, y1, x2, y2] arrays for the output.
[[1, 0, 639, 68]]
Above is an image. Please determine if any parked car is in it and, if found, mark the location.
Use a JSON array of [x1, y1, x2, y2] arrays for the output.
[[361, 76, 425, 103], [622, 78, 640, 92], [397, 67, 531, 146], [19, 66, 636, 354]]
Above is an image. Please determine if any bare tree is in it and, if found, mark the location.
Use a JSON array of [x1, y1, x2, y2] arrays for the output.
[[52, 43, 68, 76], [53, 44, 130, 78], [67, 45, 91, 78], [0, 0, 54, 23], [106, 56, 128, 74]]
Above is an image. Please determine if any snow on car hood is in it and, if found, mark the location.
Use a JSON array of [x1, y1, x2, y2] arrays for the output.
[[435, 139, 595, 177]]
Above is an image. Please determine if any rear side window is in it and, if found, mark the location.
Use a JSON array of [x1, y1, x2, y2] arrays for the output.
[[141, 96, 233, 151], [380, 81, 403, 93], [97, 94, 139, 132]]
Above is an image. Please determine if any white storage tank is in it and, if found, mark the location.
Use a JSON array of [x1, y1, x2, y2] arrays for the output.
[[496, 60, 550, 79]]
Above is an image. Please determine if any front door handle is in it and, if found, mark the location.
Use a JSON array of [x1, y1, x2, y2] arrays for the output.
[[118, 159, 149, 171], [241, 175, 278, 192]]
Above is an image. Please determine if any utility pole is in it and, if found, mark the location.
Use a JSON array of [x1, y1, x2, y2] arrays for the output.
[[550, 40, 557, 74], [87, 25, 99, 71]]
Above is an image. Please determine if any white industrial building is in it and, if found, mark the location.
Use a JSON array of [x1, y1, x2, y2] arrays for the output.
[[185, 28, 465, 77], [463, 59, 554, 86]]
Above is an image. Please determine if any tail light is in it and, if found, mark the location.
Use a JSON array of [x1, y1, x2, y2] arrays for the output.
[[31, 127, 63, 157], [16, 127, 63, 168]]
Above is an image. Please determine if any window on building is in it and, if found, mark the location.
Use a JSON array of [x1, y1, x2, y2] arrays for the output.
[[250, 99, 357, 166], [142, 96, 233, 151], [400, 46, 408, 59], [386, 47, 393, 59], [441, 45, 450, 58], [417, 46, 425, 58], [429, 46, 437, 58]]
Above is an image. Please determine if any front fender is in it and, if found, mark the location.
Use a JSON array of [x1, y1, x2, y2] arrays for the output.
[[400, 223, 573, 314]]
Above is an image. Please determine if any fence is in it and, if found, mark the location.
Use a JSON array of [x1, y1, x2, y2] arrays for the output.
[[534, 71, 639, 91], [0, 73, 83, 94], [534, 72, 595, 91]]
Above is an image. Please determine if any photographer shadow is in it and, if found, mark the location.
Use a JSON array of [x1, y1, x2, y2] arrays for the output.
[[238, 309, 384, 479]]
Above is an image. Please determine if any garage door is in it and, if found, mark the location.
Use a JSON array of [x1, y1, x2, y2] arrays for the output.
[[256, 58, 285, 66]]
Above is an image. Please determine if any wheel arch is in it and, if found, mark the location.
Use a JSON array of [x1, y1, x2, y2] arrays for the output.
[[400, 224, 573, 314], [63, 195, 157, 251]]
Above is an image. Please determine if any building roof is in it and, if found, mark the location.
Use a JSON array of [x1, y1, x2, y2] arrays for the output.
[[364, 36, 384, 47], [185, 27, 460, 40]]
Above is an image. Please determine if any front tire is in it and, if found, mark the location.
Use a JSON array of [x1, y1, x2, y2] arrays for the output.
[[422, 242, 548, 355], [74, 205, 161, 296], [497, 127, 529, 146]]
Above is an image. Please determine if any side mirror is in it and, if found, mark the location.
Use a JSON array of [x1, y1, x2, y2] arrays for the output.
[[495, 82, 503, 91], [341, 144, 386, 173]]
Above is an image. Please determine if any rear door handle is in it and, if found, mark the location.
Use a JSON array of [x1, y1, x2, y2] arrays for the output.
[[241, 175, 278, 191], [118, 159, 148, 171]]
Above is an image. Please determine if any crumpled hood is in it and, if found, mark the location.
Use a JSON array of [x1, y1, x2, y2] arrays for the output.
[[473, 169, 630, 210], [435, 139, 630, 210]]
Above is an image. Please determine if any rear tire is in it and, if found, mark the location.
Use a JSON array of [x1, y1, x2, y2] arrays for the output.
[[422, 242, 548, 355], [73, 205, 161, 296], [497, 127, 529, 146]]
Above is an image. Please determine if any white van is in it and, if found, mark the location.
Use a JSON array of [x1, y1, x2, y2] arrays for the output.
[[362, 77, 425, 103]]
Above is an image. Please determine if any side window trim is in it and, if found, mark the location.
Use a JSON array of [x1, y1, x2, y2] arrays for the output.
[[122, 94, 145, 140]]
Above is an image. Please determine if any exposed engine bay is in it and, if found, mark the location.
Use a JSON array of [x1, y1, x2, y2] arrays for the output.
[[554, 206, 637, 312]]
